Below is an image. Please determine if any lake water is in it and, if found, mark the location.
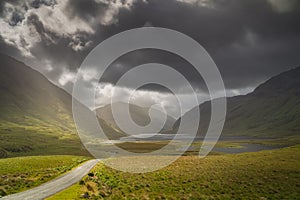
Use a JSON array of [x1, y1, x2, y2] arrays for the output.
[[212, 143, 283, 154], [119, 133, 269, 142], [119, 133, 195, 142], [119, 133, 285, 154]]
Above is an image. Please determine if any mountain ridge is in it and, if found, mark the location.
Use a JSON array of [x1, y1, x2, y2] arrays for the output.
[[0, 53, 89, 157], [1, 52, 299, 158], [95, 102, 176, 134], [173, 66, 300, 138]]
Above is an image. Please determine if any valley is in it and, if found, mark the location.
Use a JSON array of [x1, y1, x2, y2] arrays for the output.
[[0, 1, 299, 199], [0, 54, 299, 199]]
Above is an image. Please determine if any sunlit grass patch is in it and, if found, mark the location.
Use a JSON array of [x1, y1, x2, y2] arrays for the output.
[[48, 145, 300, 199], [0, 155, 90, 197]]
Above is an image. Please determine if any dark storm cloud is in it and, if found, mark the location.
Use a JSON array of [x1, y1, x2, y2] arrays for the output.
[[99, 49, 208, 94], [94, 0, 300, 91], [0, 1, 26, 26], [0, 1, 18, 14], [0, 0, 57, 25], [0, 36, 23, 59], [30, 0, 57, 9], [1, 0, 300, 94]]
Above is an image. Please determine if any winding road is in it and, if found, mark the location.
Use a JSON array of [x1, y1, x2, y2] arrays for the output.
[[1, 159, 100, 200]]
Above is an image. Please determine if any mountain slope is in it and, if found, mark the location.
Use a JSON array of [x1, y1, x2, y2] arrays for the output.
[[96, 102, 176, 134], [0, 54, 121, 157], [174, 67, 300, 138], [0, 53, 87, 157]]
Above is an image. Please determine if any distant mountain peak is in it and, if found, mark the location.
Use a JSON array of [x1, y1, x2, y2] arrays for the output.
[[252, 66, 300, 97], [95, 102, 176, 133]]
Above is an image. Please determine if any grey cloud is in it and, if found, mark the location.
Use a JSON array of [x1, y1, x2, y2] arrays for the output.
[[31, 0, 57, 9], [99, 49, 208, 94], [27, 14, 60, 44], [8, 11, 25, 26], [0, 36, 24, 59], [0, 0, 57, 24], [0, 0, 300, 95], [0, 1, 27, 26], [65, 0, 108, 21], [85, 0, 300, 92]]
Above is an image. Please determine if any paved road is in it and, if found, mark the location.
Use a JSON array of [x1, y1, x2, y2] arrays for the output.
[[1, 159, 100, 200]]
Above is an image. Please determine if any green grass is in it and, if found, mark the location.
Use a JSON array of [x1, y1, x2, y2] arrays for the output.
[[0, 155, 90, 197], [193, 141, 244, 149], [246, 136, 300, 146], [47, 184, 82, 200], [116, 141, 171, 153], [48, 145, 300, 200], [0, 121, 90, 158]]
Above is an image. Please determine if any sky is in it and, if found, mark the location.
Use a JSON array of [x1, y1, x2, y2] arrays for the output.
[[0, 0, 300, 118]]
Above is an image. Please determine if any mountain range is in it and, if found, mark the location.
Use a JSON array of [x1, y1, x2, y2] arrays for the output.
[[173, 67, 300, 138], [0, 53, 299, 157], [95, 102, 176, 134]]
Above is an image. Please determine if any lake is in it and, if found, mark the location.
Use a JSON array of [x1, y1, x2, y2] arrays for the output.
[[119, 133, 285, 154], [212, 143, 284, 154]]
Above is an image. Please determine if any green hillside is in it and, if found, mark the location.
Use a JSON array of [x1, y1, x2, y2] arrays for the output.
[[0, 53, 90, 157], [174, 67, 300, 138]]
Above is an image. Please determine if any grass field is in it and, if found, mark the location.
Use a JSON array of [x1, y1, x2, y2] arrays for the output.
[[0, 120, 90, 158], [0, 155, 90, 197], [48, 145, 300, 200]]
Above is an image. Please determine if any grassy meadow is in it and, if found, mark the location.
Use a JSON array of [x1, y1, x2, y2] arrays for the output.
[[48, 145, 300, 200], [0, 118, 90, 158], [0, 155, 90, 197]]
